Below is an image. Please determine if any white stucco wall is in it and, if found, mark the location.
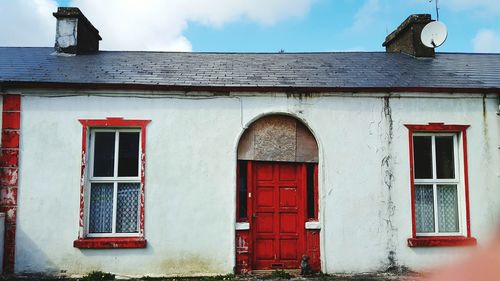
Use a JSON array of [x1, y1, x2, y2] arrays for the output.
[[14, 92, 500, 277]]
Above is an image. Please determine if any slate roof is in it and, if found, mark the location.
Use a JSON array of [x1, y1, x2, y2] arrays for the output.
[[0, 47, 499, 91]]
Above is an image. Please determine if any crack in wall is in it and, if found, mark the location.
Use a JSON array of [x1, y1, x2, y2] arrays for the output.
[[481, 94, 495, 223], [380, 96, 398, 271]]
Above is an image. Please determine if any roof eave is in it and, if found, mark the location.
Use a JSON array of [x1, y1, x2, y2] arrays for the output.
[[1, 81, 499, 95]]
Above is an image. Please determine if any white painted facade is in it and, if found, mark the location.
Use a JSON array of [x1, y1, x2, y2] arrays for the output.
[[13, 91, 500, 277]]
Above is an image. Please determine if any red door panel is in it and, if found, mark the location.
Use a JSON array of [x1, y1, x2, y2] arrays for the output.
[[252, 162, 305, 270], [255, 238, 274, 260], [280, 239, 298, 260]]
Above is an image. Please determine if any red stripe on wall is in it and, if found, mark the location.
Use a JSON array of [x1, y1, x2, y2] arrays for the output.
[[1, 94, 21, 273]]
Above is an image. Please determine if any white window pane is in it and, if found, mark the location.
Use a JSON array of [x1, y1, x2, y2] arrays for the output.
[[437, 185, 459, 232], [89, 183, 114, 233], [116, 183, 140, 233], [415, 185, 435, 233]]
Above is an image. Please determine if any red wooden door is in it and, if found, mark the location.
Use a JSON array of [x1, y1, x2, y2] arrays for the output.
[[252, 162, 305, 270]]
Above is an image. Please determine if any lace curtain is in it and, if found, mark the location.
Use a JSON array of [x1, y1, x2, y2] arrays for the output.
[[89, 182, 140, 233], [415, 184, 458, 233]]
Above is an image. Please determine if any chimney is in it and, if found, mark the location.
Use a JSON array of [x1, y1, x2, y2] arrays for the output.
[[53, 7, 102, 54], [383, 14, 434, 57]]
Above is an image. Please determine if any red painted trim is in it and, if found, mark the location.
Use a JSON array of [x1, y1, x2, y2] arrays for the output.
[[79, 117, 151, 128], [139, 125, 147, 237], [77, 117, 151, 243], [2, 81, 500, 94], [0, 187, 17, 206], [0, 95, 20, 273], [0, 168, 18, 186], [73, 237, 147, 249], [305, 230, 321, 272], [0, 150, 19, 167], [404, 123, 470, 132], [312, 164, 319, 221], [78, 125, 87, 237], [1, 131, 19, 149], [246, 161, 253, 271], [407, 237, 477, 247], [408, 130, 416, 238], [405, 122, 475, 246], [462, 130, 471, 238], [2, 112, 20, 130], [236, 161, 242, 222], [2, 95, 20, 112], [235, 230, 251, 274]]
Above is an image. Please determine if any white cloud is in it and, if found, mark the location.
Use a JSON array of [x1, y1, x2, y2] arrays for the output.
[[472, 29, 500, 53], [0, 0, 314, 51], [443, 0, 500, 15], [0, 0, 57, 46], [347, 0, 381, 32]]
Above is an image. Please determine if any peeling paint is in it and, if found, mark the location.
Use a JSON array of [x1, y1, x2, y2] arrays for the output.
[[77, 119, 150, 239], [140, 151, 146, 237], [78, 132, 87, 238], [235, 230, 250, 274], [0, 187, 17, 206], [236, 235, 248, 254], [1, 168, 18, 186], [1, 94, 21, 273], [13, 94, 500, 276]]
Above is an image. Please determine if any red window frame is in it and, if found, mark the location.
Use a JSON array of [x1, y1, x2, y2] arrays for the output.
[[405, 123, 476, 247], [74, 117, 150, 249]]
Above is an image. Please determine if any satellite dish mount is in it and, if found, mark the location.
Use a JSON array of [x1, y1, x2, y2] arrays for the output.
[[430, 0, 440, 21]]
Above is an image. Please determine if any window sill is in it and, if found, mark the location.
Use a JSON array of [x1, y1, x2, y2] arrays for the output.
[[408, 236, 477, 247], [235, 222, 250, 230], [74, 237, 147, 249]]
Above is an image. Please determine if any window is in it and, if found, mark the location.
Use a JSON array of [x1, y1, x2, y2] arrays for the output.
[[74, 118, 150, 249], [88, 130, 140, 235], [237, 160, 248, 221], [406, 123, 476, 247], [306, 163, 318, 221], [413, 134, 459, 235]]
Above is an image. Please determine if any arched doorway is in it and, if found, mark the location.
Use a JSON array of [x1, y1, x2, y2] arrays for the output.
[[235, 115, 320, 273]]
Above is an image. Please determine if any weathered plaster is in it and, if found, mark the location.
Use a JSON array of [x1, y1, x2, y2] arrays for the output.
[[55, 18, 77, 49], [13, 93, 500, 276]]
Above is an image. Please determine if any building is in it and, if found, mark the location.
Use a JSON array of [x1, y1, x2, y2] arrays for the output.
[[0, 7, 499, 277]]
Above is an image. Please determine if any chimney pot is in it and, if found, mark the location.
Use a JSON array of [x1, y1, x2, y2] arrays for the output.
[[383, 14, 434, 57], [53, 7, 102, 54]]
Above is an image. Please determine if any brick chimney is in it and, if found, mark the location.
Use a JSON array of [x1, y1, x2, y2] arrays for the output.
[[383, 14, 434, 57], [53, 7, 101, 54]]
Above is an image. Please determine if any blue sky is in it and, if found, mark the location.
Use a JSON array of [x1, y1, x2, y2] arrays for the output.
[[2, 0, 500, 53]]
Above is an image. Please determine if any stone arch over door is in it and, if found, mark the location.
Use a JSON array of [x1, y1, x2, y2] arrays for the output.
[[237, 114, 318, 163], [235, 114, 320, 273]]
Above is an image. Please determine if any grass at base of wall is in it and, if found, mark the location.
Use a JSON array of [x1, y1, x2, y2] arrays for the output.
[[82, 271, 115, 281]]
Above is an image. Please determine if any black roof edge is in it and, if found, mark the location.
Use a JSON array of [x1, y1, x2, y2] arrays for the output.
[[1, 81, 499, 95]]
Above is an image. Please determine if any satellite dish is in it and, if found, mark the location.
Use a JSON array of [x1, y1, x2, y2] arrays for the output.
[[421, 21, 448, 48]]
